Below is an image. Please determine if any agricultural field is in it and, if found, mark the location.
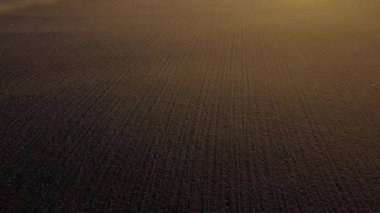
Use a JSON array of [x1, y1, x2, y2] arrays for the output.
[[0, 0, 379, 211]]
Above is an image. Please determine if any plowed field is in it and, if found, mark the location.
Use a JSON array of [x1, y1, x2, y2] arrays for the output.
[[1, 0, 379, 211]]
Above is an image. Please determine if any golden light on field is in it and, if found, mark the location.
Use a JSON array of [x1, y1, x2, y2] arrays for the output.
[[1, 0, 379, 211]]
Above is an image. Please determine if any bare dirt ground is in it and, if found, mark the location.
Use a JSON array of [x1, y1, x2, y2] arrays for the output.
[[0, 0, 379, 211]]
